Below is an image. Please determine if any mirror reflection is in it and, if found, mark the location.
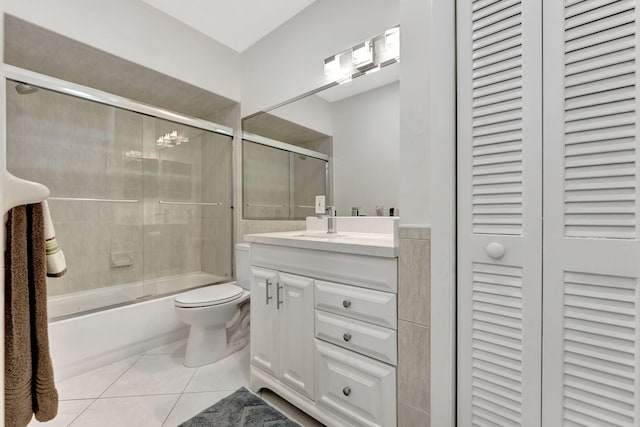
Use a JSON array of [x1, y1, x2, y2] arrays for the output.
[[242, 62, 399, 219], [242, 139, 328, 220]]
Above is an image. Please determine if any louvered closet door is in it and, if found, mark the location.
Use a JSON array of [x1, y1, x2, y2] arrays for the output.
[[543, 1, 640, 425], [457, 0, 542, 425]]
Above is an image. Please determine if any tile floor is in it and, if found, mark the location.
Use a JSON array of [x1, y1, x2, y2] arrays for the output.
[[28, 339, 324, 427]]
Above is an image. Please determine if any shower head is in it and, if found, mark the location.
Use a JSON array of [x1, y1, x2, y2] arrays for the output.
[[15, 83, 38, 95]]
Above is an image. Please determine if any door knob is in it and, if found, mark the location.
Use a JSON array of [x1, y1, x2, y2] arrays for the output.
[[486, 242, 505, 260]]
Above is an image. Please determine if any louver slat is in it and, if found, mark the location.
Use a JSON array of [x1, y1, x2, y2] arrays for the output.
[[562, 271, 637, 427], [563, 4, 637, 240], [471, 263, 524, 425], [471, 0, 523, 235]]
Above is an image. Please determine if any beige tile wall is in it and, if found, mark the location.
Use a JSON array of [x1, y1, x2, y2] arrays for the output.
[[397, 225, 431, 426]]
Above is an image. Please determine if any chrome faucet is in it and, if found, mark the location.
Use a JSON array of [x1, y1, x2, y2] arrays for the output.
[[320, 206, 337, 234]]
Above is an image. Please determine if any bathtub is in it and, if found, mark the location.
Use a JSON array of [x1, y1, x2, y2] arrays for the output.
[[48, 272, 226, 381]]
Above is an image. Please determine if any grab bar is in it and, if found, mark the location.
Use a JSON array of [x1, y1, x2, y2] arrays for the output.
[[49, 197, 140, 203], [245, 203, 286, 208], [296, 205, 315, 208], [159, 201, 222, 206]]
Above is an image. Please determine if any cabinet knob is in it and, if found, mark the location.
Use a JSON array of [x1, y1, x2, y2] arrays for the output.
[[343, 332, 352, 342], [342, 300, 351, 308], [343, 386, 351, 396]]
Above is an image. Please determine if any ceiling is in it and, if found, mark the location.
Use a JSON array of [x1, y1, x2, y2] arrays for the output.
[[139, 0, 317, 53]]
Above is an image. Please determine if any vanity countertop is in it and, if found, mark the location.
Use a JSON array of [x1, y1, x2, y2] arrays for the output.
[[243, 230, 398, 258]]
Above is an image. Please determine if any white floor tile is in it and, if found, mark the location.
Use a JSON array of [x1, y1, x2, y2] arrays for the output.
[[260, 390, 326, 427], [102, 355, 196, 397], [27, 399, 94, 427], [184, 346, 250, 393], [162, 391, 233, 427], [56, 355, 142, 400], [69, 395, 179, 427], [145, 339, 187, 355]]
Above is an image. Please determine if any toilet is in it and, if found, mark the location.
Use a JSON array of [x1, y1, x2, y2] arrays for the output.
[[174, 243, 251, 367]]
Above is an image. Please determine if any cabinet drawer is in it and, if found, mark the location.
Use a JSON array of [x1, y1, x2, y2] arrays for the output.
[[315, 310, 397, 366], [315, 280, 397, 329], [251, 244, 397, 293], [315, 339, 396, 427]]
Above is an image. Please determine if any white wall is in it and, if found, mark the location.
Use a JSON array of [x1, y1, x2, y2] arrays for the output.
[[5, 0, 242, 101], [269, 95, 333, 136], [332, 82, 399, 217], [399, 0, 431, 226], [241, 0, 399, 116]]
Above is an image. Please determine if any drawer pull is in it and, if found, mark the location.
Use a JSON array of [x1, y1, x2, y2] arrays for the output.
[[343, 332, 352, 342], [343, 386, 351, 396], [342, 300, 352, 308]]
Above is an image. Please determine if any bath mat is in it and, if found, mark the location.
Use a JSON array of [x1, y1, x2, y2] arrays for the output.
[[179, 387, 301, 427]]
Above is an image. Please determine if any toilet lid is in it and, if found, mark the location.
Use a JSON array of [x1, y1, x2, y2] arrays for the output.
[[175, 284, 243, 308]]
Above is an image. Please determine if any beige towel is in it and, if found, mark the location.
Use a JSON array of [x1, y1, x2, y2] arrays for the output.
[[5, 203, 59, 426], [42, 201, 66, 278]]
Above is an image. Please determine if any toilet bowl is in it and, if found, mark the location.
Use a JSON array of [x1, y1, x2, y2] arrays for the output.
[[174, 243, 251, 367]]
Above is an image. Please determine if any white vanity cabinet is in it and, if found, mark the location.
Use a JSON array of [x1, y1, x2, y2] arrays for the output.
[[248, 240, 398, 427], [250, 266, 315, 399]]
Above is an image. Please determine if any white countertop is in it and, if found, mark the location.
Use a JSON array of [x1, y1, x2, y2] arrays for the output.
[[244, 230, 398, 258]]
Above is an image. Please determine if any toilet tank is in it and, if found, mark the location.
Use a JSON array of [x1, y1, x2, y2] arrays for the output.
[[235, 243, 251, 290]]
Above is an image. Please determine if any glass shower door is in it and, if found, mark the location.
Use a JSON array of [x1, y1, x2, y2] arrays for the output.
[[6, 79, 234, 318], [142, 118, 233, 297]]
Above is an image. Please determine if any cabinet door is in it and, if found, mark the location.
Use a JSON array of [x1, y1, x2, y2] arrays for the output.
[[278, 272, 315, 399], [543, 1, 640, 425], [250, 267, 279, 377], [457, 0, 542, 425]]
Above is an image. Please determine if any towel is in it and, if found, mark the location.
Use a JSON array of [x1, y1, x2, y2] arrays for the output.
[[42, 201, 66, 278], [5, 203, 59, 426]]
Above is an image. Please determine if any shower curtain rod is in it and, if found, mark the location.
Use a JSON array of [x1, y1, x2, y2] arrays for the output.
[[3, 64, 234, 138]]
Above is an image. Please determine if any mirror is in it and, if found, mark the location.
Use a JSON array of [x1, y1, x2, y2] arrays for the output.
[[242, 60, 400, 219], [242, 138, 329, 220]]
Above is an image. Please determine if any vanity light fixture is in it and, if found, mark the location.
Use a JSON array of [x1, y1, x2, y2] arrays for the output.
[[384, 26, 400, 59], [322, 25, 400, 86], [352, 41, 374, 71], [323, 54, 341, 77]]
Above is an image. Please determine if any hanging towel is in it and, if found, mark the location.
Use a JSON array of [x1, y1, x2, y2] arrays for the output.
[[41, 201, 66, 277], [5, 203, 59, 426]]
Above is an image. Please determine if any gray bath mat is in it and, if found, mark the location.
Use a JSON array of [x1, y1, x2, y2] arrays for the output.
[[178, 387, 301, 426]]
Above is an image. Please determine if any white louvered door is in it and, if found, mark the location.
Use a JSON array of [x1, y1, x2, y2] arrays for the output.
[[543, 1, 640, 425], [457, 0, 542, 425]]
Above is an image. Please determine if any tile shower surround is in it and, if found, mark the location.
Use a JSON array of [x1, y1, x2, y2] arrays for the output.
[[6, 84, 233, 302]]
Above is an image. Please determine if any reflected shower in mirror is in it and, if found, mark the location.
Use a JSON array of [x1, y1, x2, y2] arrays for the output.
[[242, 135, 329, 221], [242, 60, 399, 219]]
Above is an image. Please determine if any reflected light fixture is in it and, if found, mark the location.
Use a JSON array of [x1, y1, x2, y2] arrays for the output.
[[156, 130, 189, 148]]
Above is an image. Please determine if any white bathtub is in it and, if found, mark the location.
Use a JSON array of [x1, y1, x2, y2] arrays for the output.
[[48, 272, 225, 318], [48, 272, 226, 381]]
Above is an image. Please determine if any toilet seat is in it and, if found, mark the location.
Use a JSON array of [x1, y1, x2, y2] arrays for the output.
[[175, 284, 243, 308]]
